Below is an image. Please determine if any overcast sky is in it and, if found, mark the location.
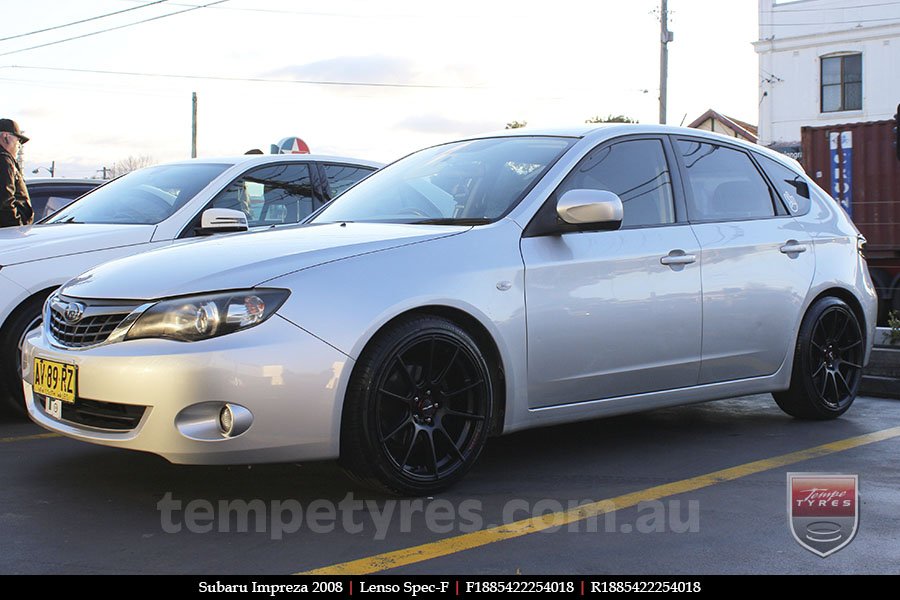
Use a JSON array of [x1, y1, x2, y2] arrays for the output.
[[0, 0, 760, 178]]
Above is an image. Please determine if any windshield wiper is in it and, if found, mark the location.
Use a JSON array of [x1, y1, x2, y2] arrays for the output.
[[411, 218, 491, 225]]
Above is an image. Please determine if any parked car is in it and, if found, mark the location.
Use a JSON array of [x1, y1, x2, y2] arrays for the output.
[[22, 125, 876, 495], [0, 154, 381, 414], [25, 178, 103, 220]]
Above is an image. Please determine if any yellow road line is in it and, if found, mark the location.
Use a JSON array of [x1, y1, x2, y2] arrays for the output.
[[301, 425, 900, 575], [0, 432, 61, 444]]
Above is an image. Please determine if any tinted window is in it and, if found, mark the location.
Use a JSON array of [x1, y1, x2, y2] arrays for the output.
[[558, 139, 675, 228], [322, 164, 374, 200], [756, 154, 811, 216], [678, 140, 775, 222], [210, 163, 313, 226], [46, 164, 230, 225]]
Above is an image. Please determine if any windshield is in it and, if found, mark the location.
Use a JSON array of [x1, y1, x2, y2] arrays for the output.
[[44, 163, 231, 225], [311, 136, 575, 224]]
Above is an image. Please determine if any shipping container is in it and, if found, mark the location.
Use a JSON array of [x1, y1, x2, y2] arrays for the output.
[[801, 119, 900, 324]]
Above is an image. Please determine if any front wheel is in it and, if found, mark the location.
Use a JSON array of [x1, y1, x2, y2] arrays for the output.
[[774, 297, 864, 420], [0, 294, 48, 416], [340, 315, 494, 496]]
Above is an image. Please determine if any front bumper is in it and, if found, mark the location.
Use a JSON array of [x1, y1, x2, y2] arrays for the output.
[[23, 314, 352, 464]]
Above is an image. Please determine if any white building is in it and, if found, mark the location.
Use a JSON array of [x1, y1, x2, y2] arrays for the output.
[[754, 0, 900, 149]]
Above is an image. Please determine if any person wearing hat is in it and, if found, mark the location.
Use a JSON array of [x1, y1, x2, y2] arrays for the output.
[[0, 118, 33, 227]]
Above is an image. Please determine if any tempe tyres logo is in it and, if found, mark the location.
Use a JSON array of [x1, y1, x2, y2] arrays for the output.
[[787, 473, 859, 557]]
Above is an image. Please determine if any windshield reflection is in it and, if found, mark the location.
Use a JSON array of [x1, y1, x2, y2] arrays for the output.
[[311, 137, 575, 225]]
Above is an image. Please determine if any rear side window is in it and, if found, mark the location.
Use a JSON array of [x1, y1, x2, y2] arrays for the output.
[[678, 140, 775, 222], [558, 138, 675, 228], [755, 154, 812, 216], [322, 164, 375, 200]]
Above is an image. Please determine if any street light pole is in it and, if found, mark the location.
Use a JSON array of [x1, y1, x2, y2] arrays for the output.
[[31, 160, 55, 177]]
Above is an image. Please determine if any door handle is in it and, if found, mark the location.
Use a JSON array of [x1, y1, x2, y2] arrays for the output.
[[780, 241, 808, 255], [660, 251, 696, 266]]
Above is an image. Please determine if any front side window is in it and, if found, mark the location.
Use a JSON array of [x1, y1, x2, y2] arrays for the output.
[[821, 53, 862, 112], [678, 140, 775, 222], [209, 163, 313, 227], [557, 138, 675, 228]]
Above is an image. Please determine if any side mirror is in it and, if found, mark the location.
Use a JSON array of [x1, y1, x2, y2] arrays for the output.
[[556, 189, 623, 231], [197, 208, 249, 235]]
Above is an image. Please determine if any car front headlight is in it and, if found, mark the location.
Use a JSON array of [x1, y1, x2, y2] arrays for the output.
[[124, 289, 290, 342]]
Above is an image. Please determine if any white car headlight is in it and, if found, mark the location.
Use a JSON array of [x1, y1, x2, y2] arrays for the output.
[[124, 289, 290, 342]]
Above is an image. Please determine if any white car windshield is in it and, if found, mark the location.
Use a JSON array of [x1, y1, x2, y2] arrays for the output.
[[311, 136, 575, 224], [44, 163, 231, 225]]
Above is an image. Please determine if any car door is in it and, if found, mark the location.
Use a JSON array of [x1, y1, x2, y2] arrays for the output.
[[520, 136, 703, 408], [674, 137, 816, 384]]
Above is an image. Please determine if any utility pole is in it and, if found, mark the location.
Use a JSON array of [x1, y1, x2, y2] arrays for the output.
[[659, 0, 673, 124], [191, 92, 198, 158]]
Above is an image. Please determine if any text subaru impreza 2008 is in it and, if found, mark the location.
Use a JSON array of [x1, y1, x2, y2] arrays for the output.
[[23, 125, 877, 496]]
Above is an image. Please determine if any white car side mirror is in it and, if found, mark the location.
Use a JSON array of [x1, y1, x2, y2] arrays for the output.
[[199, 208, 249, 234]]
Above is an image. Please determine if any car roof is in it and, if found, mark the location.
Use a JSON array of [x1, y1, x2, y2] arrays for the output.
[[159, 154, 384, 169], [458, 123, 803, 172], [25, 178, 102, 185]]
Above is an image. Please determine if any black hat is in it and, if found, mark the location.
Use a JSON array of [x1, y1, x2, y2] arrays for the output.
[[0, 119, 29, 144]]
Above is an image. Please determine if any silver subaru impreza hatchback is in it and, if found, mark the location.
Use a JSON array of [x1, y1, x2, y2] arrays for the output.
[[23, 125, 877, 495]]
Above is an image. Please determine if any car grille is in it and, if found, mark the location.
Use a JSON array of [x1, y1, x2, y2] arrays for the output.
[[49, 311, 131, 347], [36, 394, 146, 431], [46, 295, 145, 349]]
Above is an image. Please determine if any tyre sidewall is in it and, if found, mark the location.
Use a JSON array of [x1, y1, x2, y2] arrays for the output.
[[341, 316, 494, 496]]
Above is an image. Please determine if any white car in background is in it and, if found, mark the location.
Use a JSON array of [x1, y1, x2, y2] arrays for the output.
[[0, 154, 381, 414]]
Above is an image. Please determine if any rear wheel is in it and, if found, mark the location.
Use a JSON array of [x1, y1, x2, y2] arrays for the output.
[[0, 294, 49, 416], [774, 297, 864, 420], [340, 315, 494, 496]]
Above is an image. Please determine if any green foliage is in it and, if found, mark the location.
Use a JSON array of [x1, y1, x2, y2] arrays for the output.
[[585, 114, 638, 124], [505, 120, 527, 129], [888, 310, 900, 343]]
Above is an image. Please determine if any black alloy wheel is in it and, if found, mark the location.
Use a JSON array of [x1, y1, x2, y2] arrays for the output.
[[774, 297, 864, 420], [341, 315, 494, 495]]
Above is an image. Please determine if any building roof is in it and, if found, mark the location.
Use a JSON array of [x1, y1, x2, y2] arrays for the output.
[[687, 109, 758, 143]]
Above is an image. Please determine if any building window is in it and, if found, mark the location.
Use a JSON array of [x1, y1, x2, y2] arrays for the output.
[[821, 53, 861, 112]]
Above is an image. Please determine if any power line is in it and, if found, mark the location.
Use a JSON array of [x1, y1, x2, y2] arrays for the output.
[[0, 0, 229, 58], [3, 64, 489, 90], [114, 0, 491, 19], [0, 1, 169, 42]]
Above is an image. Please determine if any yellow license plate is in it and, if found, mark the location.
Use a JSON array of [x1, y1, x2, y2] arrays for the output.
[[33, 357, 77, 403]]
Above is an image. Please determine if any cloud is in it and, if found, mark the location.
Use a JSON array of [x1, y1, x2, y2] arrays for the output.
[[266, 55, 420, 86], [265, 55, 488, 89], [394, 114, 500, 136]]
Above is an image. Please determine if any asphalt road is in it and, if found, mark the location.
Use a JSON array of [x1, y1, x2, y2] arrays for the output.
[[2, 393, 899, 575]]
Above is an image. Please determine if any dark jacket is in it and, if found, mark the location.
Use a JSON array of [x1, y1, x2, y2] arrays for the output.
[[1, 149, 33, 227]]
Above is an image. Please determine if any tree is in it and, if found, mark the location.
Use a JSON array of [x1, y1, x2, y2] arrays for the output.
[[506, 120, 527, 129], [109, 154, 156, 178], [585, 114, 638, 124]]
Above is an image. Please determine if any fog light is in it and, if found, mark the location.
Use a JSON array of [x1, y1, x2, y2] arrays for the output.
[[219, 404, 235, 436]]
